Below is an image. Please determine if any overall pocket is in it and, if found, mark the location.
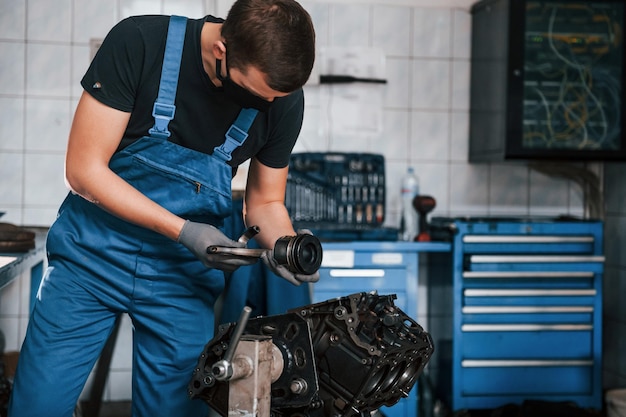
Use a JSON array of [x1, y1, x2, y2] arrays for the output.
[[109, 137, 233, 219]]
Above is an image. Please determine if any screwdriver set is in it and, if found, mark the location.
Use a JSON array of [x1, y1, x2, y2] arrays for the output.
[[285, 152, 386, 230]]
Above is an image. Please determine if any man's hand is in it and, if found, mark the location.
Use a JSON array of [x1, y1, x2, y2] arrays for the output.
[[178, 220, 257, 272], [260, 249, 320, 286]]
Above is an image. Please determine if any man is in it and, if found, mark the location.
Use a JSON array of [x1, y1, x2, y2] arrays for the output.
[[8, 1, 317, 416]]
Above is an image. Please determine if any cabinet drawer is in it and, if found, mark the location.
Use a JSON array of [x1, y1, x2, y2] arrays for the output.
[[462, 235, 597, 254], [460, 328, 593, 359], [322, 249, 411, 268], [460, 363, 594, 396], [466, 255, 604, 273], [464, 288, 597, 307], [462, 305, 594, 324], [316, 267, 407, 291]]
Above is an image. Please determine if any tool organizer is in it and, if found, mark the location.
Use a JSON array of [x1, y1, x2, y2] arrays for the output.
[[285, 153, 386, 230]]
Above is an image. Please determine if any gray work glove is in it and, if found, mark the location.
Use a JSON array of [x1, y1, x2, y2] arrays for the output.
[[178, 220, 257, 272], [260, 229, 321, 286]]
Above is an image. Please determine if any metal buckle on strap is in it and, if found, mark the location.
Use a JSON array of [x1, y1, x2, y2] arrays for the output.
[[213, 124, 250, 162], [226, 124, 248, 144], [149, 102, 176, 138]]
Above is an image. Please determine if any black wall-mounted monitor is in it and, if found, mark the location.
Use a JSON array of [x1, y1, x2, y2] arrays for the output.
[[469, 0, 626, 161]]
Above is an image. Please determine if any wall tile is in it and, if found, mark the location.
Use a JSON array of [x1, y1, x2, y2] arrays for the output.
[[411, 59, 450, 110], [0, 152, 24, 206], [27, 0, 71, 43], [0, 0, 25, 40], [26, 43, 71, 97], [17, 316, 28, 350], [451, 59, 470, 110], [412, 8, 451, 58], [300, 1, 330, 48], [303, 83, 321, 107], [381, 110, 409, 161], [384, 57, 411, 109], [294, 107, 328, 153], [410, 110, 449, 161], [528, 168, 571, 216], [108, 370, 133, 401], [0, 277, 20, 315], [450, 111, 468, 161], [449, 162, 489, 215], [328, 130, 372, 153], [73, 0, 117, 44], [119, 0, 162, 20], [0, 97, 25, 151], [488, 163, 529, 216], [24, 98, 71, 152], [568, 182, 585, 218], [0, 208, 21, 225], [163, 0, 205, 17], [23, 153, 66, 207], [216, 0, 236, 18], [111, 314, 133, 369], [72, 45, 91, 98], [0, 317, 20, 352], [372, 5, 411, 57], [22, 207, 60, 227], [329, 4, 370, 47], [0, 42, 25, 95], [451, 9, 471, 59], [19, 267, 33, 316], [324, 84, 384, 152]]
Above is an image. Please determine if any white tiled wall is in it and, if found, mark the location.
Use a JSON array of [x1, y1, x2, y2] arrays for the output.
[[0, 0, 613, 404]]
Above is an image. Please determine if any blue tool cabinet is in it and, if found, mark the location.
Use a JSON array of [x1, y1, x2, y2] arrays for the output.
[[434, 218, 604, 411], [311, 241, 450, 417]]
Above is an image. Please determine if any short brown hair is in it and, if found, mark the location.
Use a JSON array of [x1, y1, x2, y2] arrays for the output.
[[221, 0, 316, 93]]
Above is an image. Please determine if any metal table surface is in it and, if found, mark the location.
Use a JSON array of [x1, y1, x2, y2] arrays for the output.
[[0, 227, 47, 295]]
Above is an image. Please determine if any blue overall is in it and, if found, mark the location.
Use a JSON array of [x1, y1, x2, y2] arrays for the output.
[[8, 16, 258, 417]]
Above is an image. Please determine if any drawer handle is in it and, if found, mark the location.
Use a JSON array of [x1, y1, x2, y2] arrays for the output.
[[470, 255, 605, 263], [462, 306, 594, 314], [461, 324, 593, 332], [464, 289, 597, 297], [463, 271, 594, 279], [329, 269, 385, 278], [461, 359, 594, 368], [463, 235, 594, 244]]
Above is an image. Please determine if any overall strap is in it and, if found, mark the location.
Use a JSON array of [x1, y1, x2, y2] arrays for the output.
[[149, 15, 187, 139], [213, 108, 259, 162]]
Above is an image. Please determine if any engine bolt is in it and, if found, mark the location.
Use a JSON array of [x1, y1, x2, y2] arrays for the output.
[[290, 378, 308, 394]]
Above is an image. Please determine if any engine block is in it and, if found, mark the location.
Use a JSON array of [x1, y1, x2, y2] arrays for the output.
[[188, 291, 434, 417]]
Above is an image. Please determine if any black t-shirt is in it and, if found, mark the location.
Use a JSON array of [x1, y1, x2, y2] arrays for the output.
[[81, 15, 304, 169]]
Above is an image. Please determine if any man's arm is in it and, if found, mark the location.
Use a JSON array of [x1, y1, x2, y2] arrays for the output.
[[65, 91, 186, 240], [242, 157, 295, 249]]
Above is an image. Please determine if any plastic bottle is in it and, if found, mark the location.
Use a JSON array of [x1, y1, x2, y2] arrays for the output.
[[399, 167, 419, 241]]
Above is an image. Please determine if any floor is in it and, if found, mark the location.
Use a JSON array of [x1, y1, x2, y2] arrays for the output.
[[79, 401, 607, 417], [77, 401, 132, 417], [100, 401, 132, 417]]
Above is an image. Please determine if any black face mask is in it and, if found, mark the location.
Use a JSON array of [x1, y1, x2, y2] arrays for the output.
[[216, 58, 272, 112]]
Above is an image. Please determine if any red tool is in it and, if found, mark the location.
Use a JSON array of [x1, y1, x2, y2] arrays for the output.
[[413, 195, 436, 242]]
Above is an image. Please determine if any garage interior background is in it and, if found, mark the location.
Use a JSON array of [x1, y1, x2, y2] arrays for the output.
[[0, 0, 624, 404]]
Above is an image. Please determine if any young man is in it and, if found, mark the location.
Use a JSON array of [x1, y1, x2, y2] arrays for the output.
[[8, 1, 317, 416]]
